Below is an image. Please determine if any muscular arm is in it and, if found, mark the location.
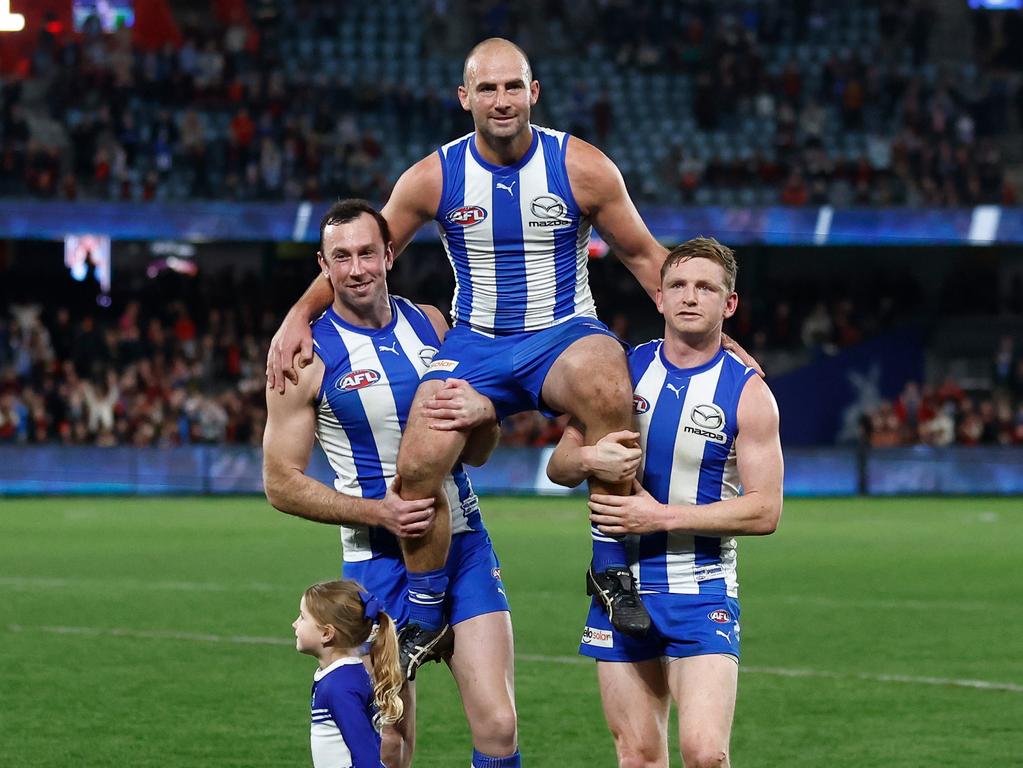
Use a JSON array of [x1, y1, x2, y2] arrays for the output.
[[567, 138, 667, 301], [589, 376, 783, 537], [547, 418, 642, 488], [262, 356, 435, 534], [267, 154, 443, 391], [381, 153, 443, 255]]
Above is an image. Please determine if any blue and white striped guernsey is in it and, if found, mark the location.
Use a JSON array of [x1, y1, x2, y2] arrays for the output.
[[627, 341, 758, 598], [309, 657, 383, 768], [311, 296, 482, 562], [435, 125, 596, 335]]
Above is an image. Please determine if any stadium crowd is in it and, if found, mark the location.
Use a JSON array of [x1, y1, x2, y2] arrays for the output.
[[0, 301, 268, 447], [1, 268, 1019, 448], [862, 372, 1023, 448], [1, 1, 1020, 206]]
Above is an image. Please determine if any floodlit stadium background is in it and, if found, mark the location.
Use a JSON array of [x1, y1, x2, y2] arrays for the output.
[[0, 1, 1021, 766]]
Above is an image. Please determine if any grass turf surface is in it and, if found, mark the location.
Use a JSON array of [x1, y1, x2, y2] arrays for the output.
[[0, 496, 1020, 766]]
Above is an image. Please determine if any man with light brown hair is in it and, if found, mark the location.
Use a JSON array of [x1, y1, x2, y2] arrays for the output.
[[546, 237, 784, 768]]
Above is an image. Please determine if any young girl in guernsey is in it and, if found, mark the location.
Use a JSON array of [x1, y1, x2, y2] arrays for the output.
[[293, 580, 404, 768]]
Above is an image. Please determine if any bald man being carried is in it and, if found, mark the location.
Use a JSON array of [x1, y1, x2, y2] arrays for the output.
[[267, 39, 748, 679]]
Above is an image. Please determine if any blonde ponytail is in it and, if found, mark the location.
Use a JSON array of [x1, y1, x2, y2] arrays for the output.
[[368, 611, 404, 728]]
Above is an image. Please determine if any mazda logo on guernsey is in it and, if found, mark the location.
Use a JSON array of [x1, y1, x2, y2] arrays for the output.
[[336, 369, 381, 392], [529, 194, 571, 227], [446, 206, 488, 226], [633, 394, 650, 414], [691, 403, 725, 430]]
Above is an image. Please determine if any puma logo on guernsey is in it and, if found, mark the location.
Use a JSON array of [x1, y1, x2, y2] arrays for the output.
[[378, 341, 400, 355], [496, 180, 516, 196], [665, 382, 686, 398]]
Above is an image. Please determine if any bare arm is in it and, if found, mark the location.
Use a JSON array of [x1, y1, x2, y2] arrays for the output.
[[265, 276, 334, 393], [381, 153, 443, 256], [262, 356, 436, 536], [589, 376, 783, 536], [266, 154, 442, 392], [546, 418, 642, 488], [567, 138, 667, 301]]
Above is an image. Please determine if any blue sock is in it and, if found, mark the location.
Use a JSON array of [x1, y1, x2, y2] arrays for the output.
[[471, 748, 521, 767], [591, 524, 628, 573], [406, 567, 448, 631]]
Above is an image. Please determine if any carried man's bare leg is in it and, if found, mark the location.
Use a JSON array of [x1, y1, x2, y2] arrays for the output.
[[392, 379, 470, 677], [542, 334, 651, 636]]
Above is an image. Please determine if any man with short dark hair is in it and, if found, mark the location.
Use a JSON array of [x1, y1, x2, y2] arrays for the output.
[[262, 199, 519, 768]]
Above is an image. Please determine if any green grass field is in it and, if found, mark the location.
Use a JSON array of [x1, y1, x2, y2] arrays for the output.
[[1, 496, 1021, 767]]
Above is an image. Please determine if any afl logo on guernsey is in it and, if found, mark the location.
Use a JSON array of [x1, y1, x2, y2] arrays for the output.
[[447, 206, 488, 227], [336, 369, 380, 392], [708, 610, 732, 624], [633, 394, 650, 414]]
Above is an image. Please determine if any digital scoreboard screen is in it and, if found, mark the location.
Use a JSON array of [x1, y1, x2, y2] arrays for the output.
[[72, 0, 135, 32]]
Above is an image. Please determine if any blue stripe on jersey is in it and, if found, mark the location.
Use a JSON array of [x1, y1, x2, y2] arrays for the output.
[[627, 340, 660, 383], [373, 348, 418, 434], [439, 143, 474, 323], [539, 131, 580, 321], [317, 323, 387, 499], [490, 170, 527, 332]]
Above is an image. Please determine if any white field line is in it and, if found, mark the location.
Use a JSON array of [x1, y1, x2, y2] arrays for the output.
[[759, 594, 1004, 612], [0, 575, 285, 593], [0, 577, 1007, 614], [5, 624, 1021, 694]]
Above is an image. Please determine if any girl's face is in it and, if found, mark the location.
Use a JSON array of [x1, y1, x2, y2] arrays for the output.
[[293, 596, 326, 655]]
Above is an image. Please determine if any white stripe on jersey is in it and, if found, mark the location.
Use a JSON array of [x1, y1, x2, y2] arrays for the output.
[[663, 357, 724, 594], [633, 356, 667, 490], [310, 721, 352, 768], [517, 141, 556, 329], [462, 158, 497, 331], [573, 218, 593, 312]]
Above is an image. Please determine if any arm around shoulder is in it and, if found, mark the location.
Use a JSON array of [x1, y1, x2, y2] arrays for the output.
[[382, 153, 443, 257]]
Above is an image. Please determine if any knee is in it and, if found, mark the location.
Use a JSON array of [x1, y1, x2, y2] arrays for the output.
[[395, 436, 450, 489], [681, 743, 729, 768], [396, 423, 463, 491], [470, 706, 518, 754], [613, 733, 664, 768], [616, 745, 664, 768]]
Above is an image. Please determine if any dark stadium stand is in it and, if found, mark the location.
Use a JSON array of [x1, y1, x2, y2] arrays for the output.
[[0, 0, 1021, 489], [2, 0, 1020, 205]]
